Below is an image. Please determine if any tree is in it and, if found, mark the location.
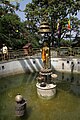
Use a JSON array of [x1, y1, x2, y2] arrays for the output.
[[0, 0, 40, 49], [71, 17, 80, 47], [0, 13, 39, 49], [24, 0, 80, 46], [0, 0, 20, 17], [0, 13, 21, 47]]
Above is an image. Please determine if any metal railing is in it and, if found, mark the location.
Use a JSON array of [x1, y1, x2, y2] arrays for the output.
[[0, 47, 80, 61], [0, 48, 41, 61]]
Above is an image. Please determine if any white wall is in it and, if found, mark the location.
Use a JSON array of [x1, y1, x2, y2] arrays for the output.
[[0, 57, 80, 77]]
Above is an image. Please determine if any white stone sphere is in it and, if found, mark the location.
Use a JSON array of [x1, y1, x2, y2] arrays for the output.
[[51, 74, 57, 79], [15, 94, 23, 102]]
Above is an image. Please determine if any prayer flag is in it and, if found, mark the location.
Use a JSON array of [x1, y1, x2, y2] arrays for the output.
[[67, 19, 71, 30], [57, 23, 60, 30], [57, 22, 62, 38]]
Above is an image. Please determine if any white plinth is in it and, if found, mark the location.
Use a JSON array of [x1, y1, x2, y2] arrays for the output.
[[36, 83, 56, 99]]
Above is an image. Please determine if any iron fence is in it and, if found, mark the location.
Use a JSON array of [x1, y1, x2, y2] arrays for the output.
[[0, 47, 80, 61]]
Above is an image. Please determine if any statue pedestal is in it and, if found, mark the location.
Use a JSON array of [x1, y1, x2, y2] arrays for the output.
[[36, 83, 56, 99], [36, 67, 57, 99]]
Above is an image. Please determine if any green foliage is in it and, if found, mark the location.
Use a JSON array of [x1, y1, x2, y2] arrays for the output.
[[60, 39, 71, 47], [0, 1, 40, 49], [0, 0, 80, 49], [24, 0, 80, 47], [0, 13, 39, 49], [0, 0, 20, 17], [0, 14, 20, 46]]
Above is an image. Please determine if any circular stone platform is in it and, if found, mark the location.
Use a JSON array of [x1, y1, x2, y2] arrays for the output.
[[40, 68, 52, 75], [36, 83, 56, 99]]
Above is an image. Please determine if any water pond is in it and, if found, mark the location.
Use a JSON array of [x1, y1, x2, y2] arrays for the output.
[[0, 72, 80, 120]]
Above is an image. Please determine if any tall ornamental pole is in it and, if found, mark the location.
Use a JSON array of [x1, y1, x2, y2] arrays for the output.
[[39, 21, 51, 69], [36, 20, 57, 99]]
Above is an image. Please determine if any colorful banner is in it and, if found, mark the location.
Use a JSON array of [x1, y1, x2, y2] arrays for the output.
[[57, 22, 60, 30], [67, 19, 71, 30]]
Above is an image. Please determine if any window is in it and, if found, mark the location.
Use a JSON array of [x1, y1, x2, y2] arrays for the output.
[[62, 63, 64, 69]]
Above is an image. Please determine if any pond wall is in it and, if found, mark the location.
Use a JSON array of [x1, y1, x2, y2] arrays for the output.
[[51, 57, 80, 73], [0, 57, 80, 77]]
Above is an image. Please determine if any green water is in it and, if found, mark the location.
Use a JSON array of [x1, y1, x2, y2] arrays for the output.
[[0, 72, 80, 120]]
